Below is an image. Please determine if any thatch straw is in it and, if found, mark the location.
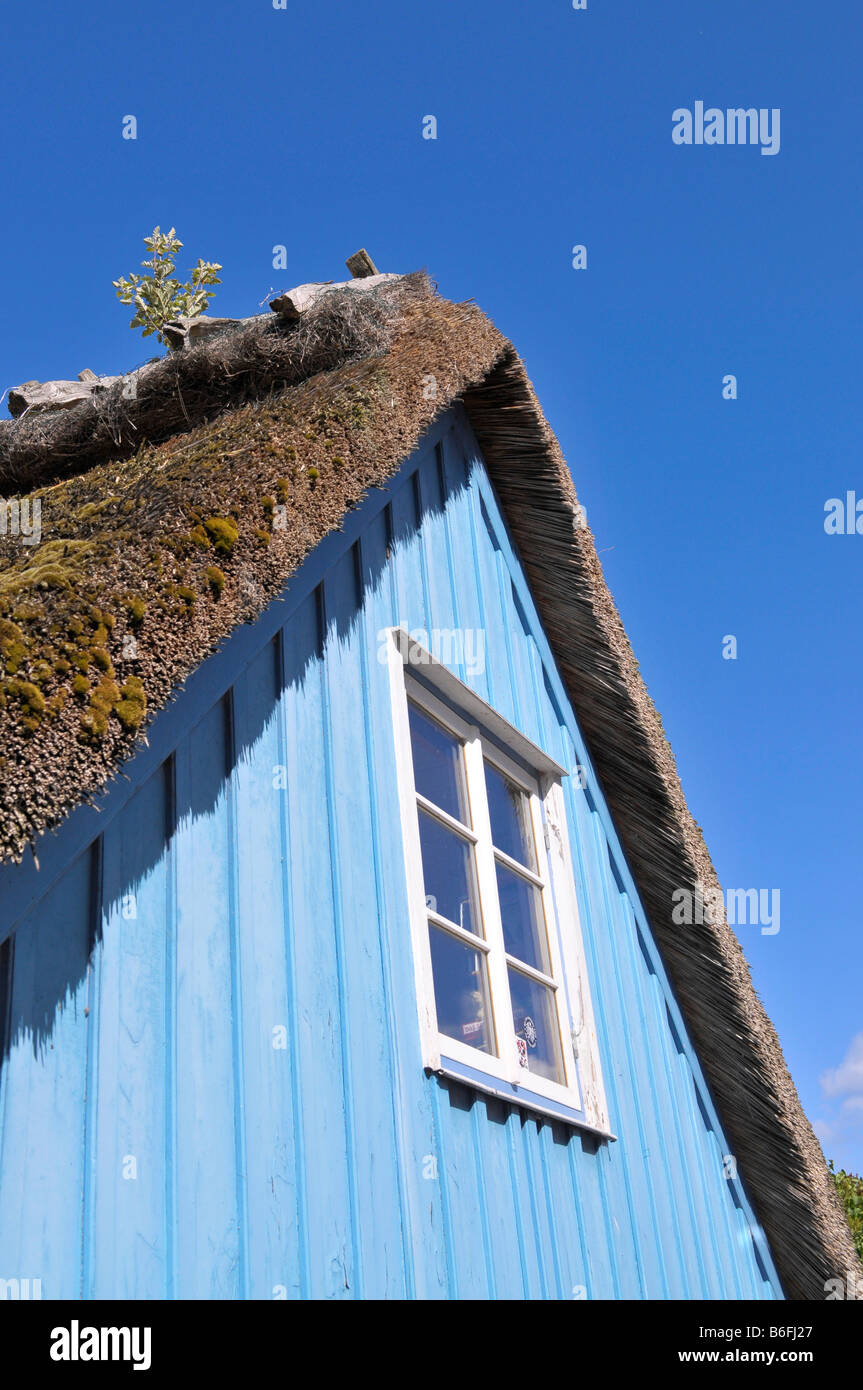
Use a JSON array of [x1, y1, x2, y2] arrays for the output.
[[0, 274, 420, 492]]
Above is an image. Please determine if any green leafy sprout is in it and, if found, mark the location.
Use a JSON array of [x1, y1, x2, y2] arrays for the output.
[[113, 227, 222, 346], [830, 1161, 863, 1263]]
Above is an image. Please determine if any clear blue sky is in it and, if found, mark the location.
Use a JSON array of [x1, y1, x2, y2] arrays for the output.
[[2, 1, 861, 1170]]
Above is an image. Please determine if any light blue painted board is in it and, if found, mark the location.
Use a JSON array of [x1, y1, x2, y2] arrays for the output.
[[598, 863, 682, 1297], [438, 433, 495, 709], [433, 1081, 497, 1298], [89, 770, 170, 1298], [280, 588, 353, 1300], [532, 676, 618, 1300], [174, 701, 242, 1298], [630, 924, 715, 1299], [648, 968, 728, 1299], [535, 1126, 576, 1299], [468, 1098, 532, 1300], [390, 467, 429, 634], [0, 851, 92, 1298], [702, 1124, 749, 1300], [321, 543, 407, 1298], [231, 639, 301, 1300], [567, 1133, 614, 1300], [562, 780, 649, 1296], [357, 507, 451, 1300]]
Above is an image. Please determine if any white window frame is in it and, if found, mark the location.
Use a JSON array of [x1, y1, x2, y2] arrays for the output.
[[385, 627, 612, 1137]]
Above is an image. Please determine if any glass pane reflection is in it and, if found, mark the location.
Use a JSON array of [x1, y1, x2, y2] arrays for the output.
[[509, 966, 564, 1083], [430, 926, 494, 1054], [496, 861, 549, 972], [485, 762, 535, 869], [419, 810, 480, 935], [409, 704, 469, 824]]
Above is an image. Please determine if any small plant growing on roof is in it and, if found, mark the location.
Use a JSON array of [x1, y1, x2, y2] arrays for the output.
[[113, 227, 222, 346]]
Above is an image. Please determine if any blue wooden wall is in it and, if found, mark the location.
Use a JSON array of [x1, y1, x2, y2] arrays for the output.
[[0, 406, 782, 1299]]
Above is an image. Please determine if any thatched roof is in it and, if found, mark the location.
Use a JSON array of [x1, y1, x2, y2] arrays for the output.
[[0, 270, 857, 1299]]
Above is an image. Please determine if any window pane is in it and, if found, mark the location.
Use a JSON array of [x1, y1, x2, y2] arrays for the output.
[[509, 967, 564, 1083], [430, 925, 495, 1054], [418, 810, 480, 935], [485, 761, 536, 869], [409, 704, 469, 824], [496, 861, 549, 971]]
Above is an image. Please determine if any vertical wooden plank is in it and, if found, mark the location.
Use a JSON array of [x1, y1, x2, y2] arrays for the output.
[[232, 638, 301, 1299], [601, 878, 688, 1296], [469, 1097, 531, 1299], [692, 1090, 756, 1298], [430, 1080, 494, 1297], [439, 439, 495, 707], [174, 700, 242, 1298], [89, 771, 170, 1299], [567, 1131, 616, 1299], [636, 946, 716, 1299], [649, 971, 727, 1297], [359, 506, 452, 1299], [280, 588, 353, 1299], [321, 546, 407, 1297], [0, 851, 92, 1299], [563, 778, 646, 1296], [703, 1126, 749, 1299], [537, 1122, 591, 1300], [466, 477, 516, 724]]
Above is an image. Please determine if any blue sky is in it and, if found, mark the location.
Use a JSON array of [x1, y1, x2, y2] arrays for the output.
[[2, 1, 861, 1170]]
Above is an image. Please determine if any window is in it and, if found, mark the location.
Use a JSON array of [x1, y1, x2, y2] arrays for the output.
[[385, 628, 611, 1135]]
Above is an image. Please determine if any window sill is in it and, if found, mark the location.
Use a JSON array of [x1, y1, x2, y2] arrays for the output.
[[431, 1055, 617, 1139]]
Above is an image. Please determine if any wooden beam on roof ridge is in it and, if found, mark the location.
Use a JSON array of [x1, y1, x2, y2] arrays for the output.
[[345, 248, 378, 278]]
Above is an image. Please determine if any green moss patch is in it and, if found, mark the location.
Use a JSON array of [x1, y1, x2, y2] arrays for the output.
[[203, 516, 239, 555]]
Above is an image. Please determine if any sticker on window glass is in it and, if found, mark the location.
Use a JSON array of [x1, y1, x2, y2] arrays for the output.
[[516, 1036, 529, 1068], [522, 1016, 538, 1048]]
